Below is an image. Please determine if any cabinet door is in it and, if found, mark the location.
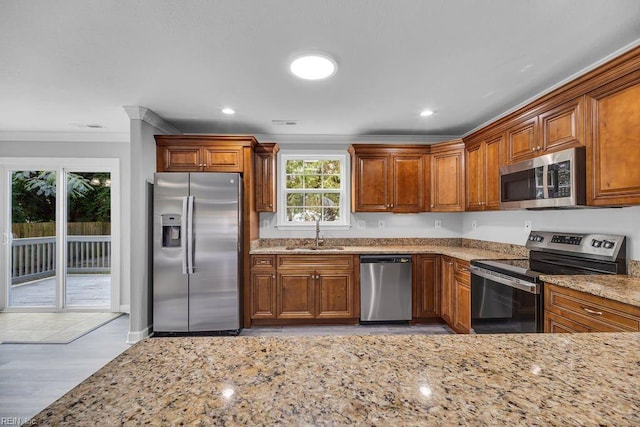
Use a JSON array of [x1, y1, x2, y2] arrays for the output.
[[506, 117, 538, 163], [586, 79, 640, 206], [415, 255, 440, 318], [251, 272, 276, 319], [540, 97, 584, 153], [431, 149, 465, 212], [453, 281, 471, 334], [353, 154, 390, 211], [483, 134, 503, 210], [315, 271, 354, 318], [202, 146, 244, 172], [440, 257, 454, 325], [465, 142, 484, 211], [157, 145, 203, 172], [255, 149, 277, 212], [277, 272, 315, 319], [391, 155, 425, 212]]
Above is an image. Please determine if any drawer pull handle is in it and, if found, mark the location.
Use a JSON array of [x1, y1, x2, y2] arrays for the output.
[[582, 307, 603, 316]]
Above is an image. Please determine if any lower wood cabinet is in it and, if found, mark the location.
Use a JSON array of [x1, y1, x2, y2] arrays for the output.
[[250, 255, 357, 324], [414, 255, 440, 319], [544, 283, 640, 332], [439, 256, 470, 333]]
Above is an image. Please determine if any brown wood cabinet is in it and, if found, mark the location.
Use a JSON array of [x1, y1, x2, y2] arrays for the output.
[[544, 283, 640, 332], [440, 256, 454, 325], [452, 259, 471, 334], [414, 255, 440, 320], [155, 135, 256, 172], [430, 140, 465, 212], [465, 133, 502, 211], [250, 255, 277, 319], [250, 255, 357, 324], [586, 77, 640, 206], [505, 98, 584, 165], [254, 143, 279, 212], [349, 145, 430, 213]]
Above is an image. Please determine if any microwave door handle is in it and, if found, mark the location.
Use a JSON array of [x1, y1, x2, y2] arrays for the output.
[[542, 165, 549, 199]]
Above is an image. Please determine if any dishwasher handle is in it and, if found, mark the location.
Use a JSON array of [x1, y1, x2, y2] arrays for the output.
[[360, 255, 412, 264]]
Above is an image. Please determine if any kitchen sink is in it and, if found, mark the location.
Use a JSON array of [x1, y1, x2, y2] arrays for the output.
[[285, 246, 344, 251]]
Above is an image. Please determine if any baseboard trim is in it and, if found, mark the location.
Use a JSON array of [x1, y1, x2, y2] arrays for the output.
[[126, 326, 150, 344]]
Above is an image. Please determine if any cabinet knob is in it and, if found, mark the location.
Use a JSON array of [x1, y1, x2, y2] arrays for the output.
[[390, 204, 394, 208], [272, 274, 276, 279], [531, 148, 535, 152], [268, 204, 272, 207], [430, 205, 434, 208]]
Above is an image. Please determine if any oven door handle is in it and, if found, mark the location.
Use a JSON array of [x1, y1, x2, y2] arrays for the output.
[[470, 266, 540, 294]]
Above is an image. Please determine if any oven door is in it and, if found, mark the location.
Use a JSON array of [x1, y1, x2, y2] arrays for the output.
[[470, 266, 543, 333]]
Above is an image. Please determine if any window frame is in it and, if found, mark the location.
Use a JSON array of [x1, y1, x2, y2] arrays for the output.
[[277, 151, 350, 230]]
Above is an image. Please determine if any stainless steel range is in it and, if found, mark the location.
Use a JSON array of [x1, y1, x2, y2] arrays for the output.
[[470, 231, 627, 334]]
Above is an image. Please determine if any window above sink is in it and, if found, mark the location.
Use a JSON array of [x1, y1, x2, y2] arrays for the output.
[[277, 152, 350, 229]]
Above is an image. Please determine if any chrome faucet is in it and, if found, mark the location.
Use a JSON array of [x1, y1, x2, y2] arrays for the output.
[[315, 216, 324, 248]]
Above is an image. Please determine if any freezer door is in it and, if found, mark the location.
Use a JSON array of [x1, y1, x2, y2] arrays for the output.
[[188, 173, 241, 331], [153, 173, 190, 332]]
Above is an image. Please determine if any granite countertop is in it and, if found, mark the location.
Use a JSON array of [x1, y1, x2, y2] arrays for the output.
[[32, 332, 640, 425], [250, 245, 523, 262], [541, 274, 640, 307]]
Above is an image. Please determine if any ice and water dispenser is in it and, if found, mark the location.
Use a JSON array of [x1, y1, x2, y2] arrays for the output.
[[161, 214, 182, 247]]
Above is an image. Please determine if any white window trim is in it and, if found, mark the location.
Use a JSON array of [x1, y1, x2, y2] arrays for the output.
[[277, 151, 351, 230]]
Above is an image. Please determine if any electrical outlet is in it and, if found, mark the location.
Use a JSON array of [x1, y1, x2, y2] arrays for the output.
[[377, 220, 385, 229], [262, 219, 270, 228], [357, 220, 366, 230], [435, 219, 442, 229], [524, 220, 532, 232], [471, 220, 477, 230]]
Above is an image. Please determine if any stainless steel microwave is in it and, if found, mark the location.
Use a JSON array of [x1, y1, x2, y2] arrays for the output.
[[499, 147, 586, 209]]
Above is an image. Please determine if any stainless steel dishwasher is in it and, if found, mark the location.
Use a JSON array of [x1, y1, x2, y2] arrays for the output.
[[360, 255, 412, 322]]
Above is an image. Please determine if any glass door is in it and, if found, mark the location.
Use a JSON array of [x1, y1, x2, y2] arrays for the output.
[[4, 167, 114, 311], [65, 172, 111, 308], [8, 170, 58, 307]]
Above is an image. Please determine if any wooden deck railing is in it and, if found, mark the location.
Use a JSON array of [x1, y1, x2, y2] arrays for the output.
[[11, 235, 111, 285]]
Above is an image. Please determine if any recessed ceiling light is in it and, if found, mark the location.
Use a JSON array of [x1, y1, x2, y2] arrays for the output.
[[420, 109, 435, 117], [222, 108, 235, 115], [290, 54, 337, 80]]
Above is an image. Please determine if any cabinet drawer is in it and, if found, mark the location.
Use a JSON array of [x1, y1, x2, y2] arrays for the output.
[[453, 259, 470, 284], [544, 311, 592, 333], [251, 255, 275, 269], [545, 284, 640, 332], [277, 255, 354, 269]]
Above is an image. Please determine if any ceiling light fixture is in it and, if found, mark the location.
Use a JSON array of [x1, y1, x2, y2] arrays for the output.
[[289, 53, 337, 80], [222, 108, 235, 115], [420, 109, 435, 117]]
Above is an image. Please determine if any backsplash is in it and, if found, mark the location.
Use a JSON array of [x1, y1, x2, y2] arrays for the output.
[[257, 237, 462, 248], [628, 260, 640, 277], [461, 239, 530, 258]]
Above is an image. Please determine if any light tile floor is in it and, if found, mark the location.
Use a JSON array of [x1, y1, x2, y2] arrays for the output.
[[0, 314, 130, 422]]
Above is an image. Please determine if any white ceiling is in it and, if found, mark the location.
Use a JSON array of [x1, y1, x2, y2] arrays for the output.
[[1, 0, 640, 140]]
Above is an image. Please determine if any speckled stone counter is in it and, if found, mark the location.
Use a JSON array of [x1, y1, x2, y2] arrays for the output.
[[250, 245, 523, 262], [31, 333, 640, 425], [541, 274, 640, 307]]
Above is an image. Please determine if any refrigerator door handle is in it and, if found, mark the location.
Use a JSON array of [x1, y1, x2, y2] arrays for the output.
[[187, 195, 195, 274], [181, 196, 188, 275]]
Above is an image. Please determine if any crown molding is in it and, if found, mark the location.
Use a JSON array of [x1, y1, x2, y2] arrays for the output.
[[122, 106, 181, 135], [252, 133, 460, 145], [463, 37, 640, 138], [0, 131, 129, 143]]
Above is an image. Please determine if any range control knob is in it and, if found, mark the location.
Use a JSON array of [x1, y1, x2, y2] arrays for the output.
[[591, 239, 602, 248], [602, 240, 615, 249], [536, 235, 544, 242]]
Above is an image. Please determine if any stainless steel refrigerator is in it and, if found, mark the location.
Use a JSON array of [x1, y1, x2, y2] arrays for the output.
[[153, 172, 242, 333]]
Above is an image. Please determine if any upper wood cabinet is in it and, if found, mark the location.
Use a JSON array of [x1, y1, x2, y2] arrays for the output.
[[586, 76, 640, 206], [155, 135, 257, 172], [254, 143, 279, 212], [430, 140, 465, 212], [504, 97, 585, 164], [349, 145, 430, 213], [465, 133, 503, 211]]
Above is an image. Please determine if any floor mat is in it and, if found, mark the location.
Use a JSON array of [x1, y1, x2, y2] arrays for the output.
[[0, 312, 122, 344]]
